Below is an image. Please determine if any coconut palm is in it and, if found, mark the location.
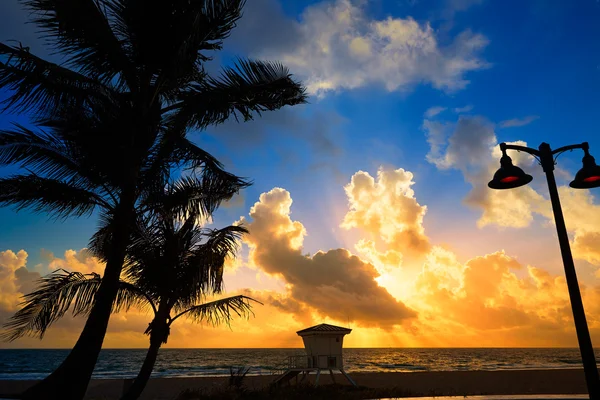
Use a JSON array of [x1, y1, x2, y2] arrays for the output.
[[0, 0, 306, 398], [3, 274, 257, 400], [3, 193, 260, 400]]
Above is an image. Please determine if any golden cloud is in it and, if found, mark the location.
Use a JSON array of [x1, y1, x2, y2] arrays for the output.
[[239, 188, 417, 330], [0, 250, 39, 312], [341, 168, 431, 266], [47, 248, 105, 275]]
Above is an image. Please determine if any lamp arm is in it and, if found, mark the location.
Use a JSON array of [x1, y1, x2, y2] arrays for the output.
[[501, 143, 541, 156], [551, 143, 587, 156]]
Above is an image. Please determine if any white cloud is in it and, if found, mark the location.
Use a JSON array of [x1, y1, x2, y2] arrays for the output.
[[424, 106, 447, 118], [423, 112, 600, 270], [257, 0, 489, 96], [423, 115, 549, 228], [499, 115, 540, 128], [425, 115, 497, 171]]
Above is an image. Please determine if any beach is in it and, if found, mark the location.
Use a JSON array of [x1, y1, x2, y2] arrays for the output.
[[0, 369, 589, 399]]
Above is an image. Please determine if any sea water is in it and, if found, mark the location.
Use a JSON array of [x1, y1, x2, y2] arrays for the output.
[[0, 348, 593, 380]]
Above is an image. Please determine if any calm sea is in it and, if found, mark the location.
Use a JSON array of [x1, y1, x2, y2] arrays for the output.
[[0, 348, 593, 380]]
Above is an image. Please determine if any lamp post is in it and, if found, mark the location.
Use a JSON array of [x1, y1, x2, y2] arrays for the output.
[[489, 142, 600, 399]]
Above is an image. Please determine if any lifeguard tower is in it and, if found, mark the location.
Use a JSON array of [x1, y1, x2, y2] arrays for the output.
[[273, 323, 357, 387]]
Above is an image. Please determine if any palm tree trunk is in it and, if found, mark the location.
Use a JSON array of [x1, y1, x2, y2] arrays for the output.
[[22, 194, 135, 400], [121, 311, 169, 400], [120, 336, 162, 400]]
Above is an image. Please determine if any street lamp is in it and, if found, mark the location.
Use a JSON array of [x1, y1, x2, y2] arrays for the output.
[[489, 142, 600, 399]]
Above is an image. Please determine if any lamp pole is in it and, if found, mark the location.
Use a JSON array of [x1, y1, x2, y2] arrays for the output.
[[497, 142, 600, 398]]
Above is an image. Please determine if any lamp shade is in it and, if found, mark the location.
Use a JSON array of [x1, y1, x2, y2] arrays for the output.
[[570, 153, 600, 189], [488, 155, 533, 190]]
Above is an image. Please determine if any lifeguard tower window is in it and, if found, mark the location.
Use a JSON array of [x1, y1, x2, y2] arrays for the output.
[[328, 356, 336, 368]]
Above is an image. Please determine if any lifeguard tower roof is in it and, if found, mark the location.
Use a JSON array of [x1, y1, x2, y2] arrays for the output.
[[296, 323, 351, 336]]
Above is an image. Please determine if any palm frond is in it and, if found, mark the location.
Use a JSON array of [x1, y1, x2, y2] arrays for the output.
[[1, 269, 101, 342], [0, 175, 106, 219], [170, 295, 261, 328], [157, 175, 249, 222], [167, 59, 307, 129], [22, 0, 134, 87], [0, 124, 90, 186], [0, 43, 113, 115], [31, 112, 135, 194], [1, 269, 153, 342], [196, 225, 248, 257], [197, 0, 246, 50], [87, 210, 117, 262], [175, 225, 248, 308], [114, 0, 244, 96]]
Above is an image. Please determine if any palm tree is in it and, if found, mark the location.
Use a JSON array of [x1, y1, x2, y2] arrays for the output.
[[3, 275, 257, 400], [3, 200, 260, 400], [0, 1, 306, 398]]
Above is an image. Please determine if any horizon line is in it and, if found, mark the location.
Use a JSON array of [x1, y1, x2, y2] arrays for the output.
[[0, 347, 588, 350]]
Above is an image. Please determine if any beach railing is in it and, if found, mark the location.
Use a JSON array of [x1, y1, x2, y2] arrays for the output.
[[287, 354, 343, 369]]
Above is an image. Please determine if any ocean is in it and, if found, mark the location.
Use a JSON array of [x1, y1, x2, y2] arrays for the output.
[[0, 348, 593, 380]]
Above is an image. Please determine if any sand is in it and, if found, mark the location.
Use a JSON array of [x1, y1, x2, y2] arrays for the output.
[[0, 369, 590, 399]]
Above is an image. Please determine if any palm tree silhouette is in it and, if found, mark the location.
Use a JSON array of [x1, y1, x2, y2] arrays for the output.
[[3, 181, 260, 400], [0, 1, 306, 398]]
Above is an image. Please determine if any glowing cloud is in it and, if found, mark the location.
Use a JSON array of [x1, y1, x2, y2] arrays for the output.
[[0, 250, 39, 312], [239, 188, 417, 329], [47, 249, 105, 275], [341, 167, 431, 263]]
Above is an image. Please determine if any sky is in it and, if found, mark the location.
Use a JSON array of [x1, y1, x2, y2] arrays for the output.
[[2, 0, 600, 349]]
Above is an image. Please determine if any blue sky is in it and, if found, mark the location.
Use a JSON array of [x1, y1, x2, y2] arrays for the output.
[[4, 0, 600, 346]]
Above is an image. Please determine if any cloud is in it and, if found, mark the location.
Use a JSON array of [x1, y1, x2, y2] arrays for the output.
[[226, 0, 304, 56], [239, 188, 417, 329], [0, 249, 105, 341], [341, 167, 431, 262], [422, 119, 451, 165], [238, 0, 489, 96], [424, 106, 447, 118], [222, 193, 245, 209], [454, 105, 474, 113], [425, 115, 497, 171], [327, 164, 595, 344], [552, 187, 600, 267], [0, 250, 39, 312], [407, 246, 591, 346], [47, 249, 105, 275], [499, 115, 540, 128], [423, 112, 600, 272], [204, 104, 346, 175], [424, 115, 549, 228]]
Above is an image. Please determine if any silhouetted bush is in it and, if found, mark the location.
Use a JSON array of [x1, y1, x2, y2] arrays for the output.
[[228, 366, 251, 390]]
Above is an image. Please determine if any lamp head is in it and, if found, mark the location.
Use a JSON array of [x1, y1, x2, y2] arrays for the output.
[[488, 153, 533, 190], [570, 144, 600, 189]]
